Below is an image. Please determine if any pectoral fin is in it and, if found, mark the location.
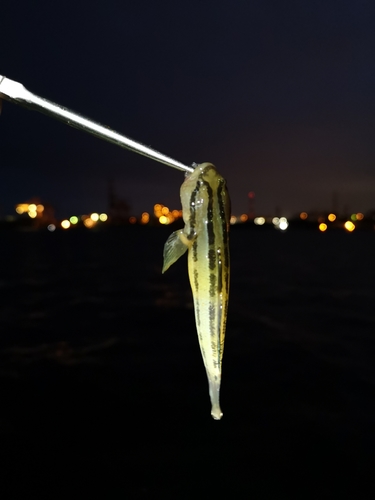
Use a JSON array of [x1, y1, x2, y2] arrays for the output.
[[162, 230, 188, 273]]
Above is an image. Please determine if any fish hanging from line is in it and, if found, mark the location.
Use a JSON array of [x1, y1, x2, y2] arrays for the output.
[[162, 162, 230, 419]]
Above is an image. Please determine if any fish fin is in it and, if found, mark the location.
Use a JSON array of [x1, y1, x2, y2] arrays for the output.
[[162, 230, 188, 273]]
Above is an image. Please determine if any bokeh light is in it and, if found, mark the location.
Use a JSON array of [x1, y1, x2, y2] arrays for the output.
[[344, 221, 355, 232], [99, 213, 108, 222], [328, 213, 336, 222], [70, 216, 79, 224], [90, 213, 99, 222], [356, 212, 364, 220], [61, 220, 70, 229], [319, 223, 327, 232], [47, 224, 56, 232], [254, 217, 265, 225], [300, 212, 308, 220], [83, 218, 94, 228]]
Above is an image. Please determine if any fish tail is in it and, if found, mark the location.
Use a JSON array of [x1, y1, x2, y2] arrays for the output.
[[208, 377, 223, 420]]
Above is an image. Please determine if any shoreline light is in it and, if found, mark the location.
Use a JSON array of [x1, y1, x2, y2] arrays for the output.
[[344, 221, 355, 232]]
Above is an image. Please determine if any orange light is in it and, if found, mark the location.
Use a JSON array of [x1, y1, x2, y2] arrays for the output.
[[129, 216, 137, 224], [240, 214, 248, 222], [356, 212, 364, 221], [172, 210, 180, 217], [161, 207, 169, 215], [83, 218, 94, 228], [300, 212, 308, 220], [15, 203, 29, 214], [319, 223, 327, 232], [328, 213, 336, 222], [36, 204, 44, 212], [141, 212, 150, 224]]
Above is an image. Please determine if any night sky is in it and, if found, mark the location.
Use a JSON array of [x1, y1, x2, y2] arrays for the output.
[[1, 0, 375, 218]]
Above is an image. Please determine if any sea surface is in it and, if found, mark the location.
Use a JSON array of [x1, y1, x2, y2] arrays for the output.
[[0, 225, 374, 498]]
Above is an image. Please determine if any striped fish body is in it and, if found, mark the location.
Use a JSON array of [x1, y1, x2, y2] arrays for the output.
[[162, 163, 230, 419]]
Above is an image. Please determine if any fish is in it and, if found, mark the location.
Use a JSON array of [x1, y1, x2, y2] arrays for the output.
[[162, 162, 230, 419]]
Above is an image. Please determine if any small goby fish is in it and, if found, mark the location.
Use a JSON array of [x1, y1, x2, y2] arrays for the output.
[[162, 162, 230, 419]]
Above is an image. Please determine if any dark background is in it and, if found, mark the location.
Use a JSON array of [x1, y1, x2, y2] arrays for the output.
[[0, 226, 375, 498], [1, 0, 375, 218], [1, 2, 375, 498]]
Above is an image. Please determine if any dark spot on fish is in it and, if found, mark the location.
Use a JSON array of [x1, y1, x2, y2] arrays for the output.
[[208, 249, 216, 270], [194, 269, 199, 293], [202, 180, 215, 246], [192, 240, 198, 262], [209, 273, 216, 297]]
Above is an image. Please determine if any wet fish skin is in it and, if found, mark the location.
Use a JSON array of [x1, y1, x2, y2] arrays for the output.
[[162, 162, 230, 419]]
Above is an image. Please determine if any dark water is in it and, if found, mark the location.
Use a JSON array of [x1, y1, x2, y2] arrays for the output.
[[0, 226, 374, 498]]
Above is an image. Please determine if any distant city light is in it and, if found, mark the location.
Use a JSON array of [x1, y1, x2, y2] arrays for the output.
[[129, 217, 137, 224], [319, 223, 327, 232], [90, 213, 99, 222], [300, 212, 308, 220], [272, 217, 280, 225], [99, 213, 108, 222], [254, 217, 265, 225], [47, 224, 56, 232], [276, 217, 289, 230], [351, 214, 357, 221], [70, 216, 79, 224], [36, 204, 44, 212], [28, 211, 37, 219], [230, 216, 237, 225], [344, 221, 355, 232], [15, 203, 29, 214], [61, 220, 70, 229], [240, 214, 248, 222], [356, 212, 364, 220], [172, 210, 180, 218], [161, 207, 169, 215], [141, 212, 150, 224], [159, 215, 168, 225], [328, 213, 336, 222], [83, 218, 94, 228], [28, 204, 37, 212], [248, 191, 255, 199]]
